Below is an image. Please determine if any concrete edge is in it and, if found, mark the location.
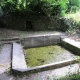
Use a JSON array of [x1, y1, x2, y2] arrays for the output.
[[0, 38, 21, 41], [0, 40, 20, 44], [21, 33, 65, 40], [61, 38, 80, 55], [0, 33, 65, 41], [12, 58, 79, 72], [21, 34, 65, 48], [12, 42, 27, 71], [0, 33, 65, 45]]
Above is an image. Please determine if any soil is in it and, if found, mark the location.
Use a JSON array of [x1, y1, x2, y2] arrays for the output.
[[0, 28, 80, 41], [0, 28, 64, 39]]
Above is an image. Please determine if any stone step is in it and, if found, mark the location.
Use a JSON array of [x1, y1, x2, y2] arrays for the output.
[[12, 42, 27, 72], [61, 38, 80, 55]]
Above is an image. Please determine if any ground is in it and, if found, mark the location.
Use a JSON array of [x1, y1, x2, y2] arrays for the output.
[[0, 28, 80, 80], [0, 28, 80, 41]]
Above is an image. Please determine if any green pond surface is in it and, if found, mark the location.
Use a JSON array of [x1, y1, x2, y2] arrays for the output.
[[24, 45, 76, 68]]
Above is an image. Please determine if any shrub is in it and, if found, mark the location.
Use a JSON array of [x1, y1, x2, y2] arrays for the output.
[[67, 0, 80, 13], [0, 0, 69, 16]]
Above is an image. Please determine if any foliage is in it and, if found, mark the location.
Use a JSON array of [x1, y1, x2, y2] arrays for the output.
[[67, 0, 80, 13], [58, 72, 80, 80], [0, 0, 69, 16], [0, 0, 80, 16], [26, 0, 69, 16], [0, 0, 26, 16], [65, 11, 80, 33]]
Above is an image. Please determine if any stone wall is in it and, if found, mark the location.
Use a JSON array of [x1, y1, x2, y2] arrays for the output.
[[2, 15, 70, 31], [21, 34, 62, 48], [3, 16, 26, 30], [32, 16, 61, 30]]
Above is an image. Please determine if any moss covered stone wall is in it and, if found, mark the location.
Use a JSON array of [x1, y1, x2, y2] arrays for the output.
[[2, 15, 70, 31]]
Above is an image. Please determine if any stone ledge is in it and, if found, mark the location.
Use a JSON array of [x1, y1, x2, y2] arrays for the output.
[[12, 43, 27, 72], [21, 33, 65, 48], [12, 58, 79, 72], [61, 38, 80, 55]]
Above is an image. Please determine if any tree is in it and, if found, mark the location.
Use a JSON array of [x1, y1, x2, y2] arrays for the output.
[[0, 0, 69, 16]]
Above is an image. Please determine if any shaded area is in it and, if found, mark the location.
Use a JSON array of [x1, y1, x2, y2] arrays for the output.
[[26, 21, 33, 31]]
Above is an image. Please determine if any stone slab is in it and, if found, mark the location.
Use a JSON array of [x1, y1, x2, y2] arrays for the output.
[[61, 38, 80, 55], [12, 43, 27, 72]]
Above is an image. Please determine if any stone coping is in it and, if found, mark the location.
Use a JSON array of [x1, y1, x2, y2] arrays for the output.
[[12, 43, 27, 71], [62, 38, 80, 48], [12, 58, 79, 72], [21, 33, 65, 48], [61, 38, 80, 55], [0, 32, 65, 41]]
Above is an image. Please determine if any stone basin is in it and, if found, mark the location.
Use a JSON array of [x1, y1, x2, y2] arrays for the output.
[[11, 33, 80, 72]]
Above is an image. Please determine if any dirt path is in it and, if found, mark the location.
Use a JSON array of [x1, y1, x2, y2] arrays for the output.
[[0, 28, 80, 41], [0, 28, 64, 39]]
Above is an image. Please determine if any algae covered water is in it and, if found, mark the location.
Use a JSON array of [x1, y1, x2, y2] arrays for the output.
[[24, 45, 76, 68]]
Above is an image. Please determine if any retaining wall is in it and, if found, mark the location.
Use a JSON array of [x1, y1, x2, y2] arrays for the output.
[[2, 16, 70, 31], [21, 33, 64, 48]]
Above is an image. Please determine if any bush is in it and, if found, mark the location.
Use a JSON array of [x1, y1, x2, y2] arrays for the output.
[[0, 0, 69, 16], [67, 0, 80, 13]]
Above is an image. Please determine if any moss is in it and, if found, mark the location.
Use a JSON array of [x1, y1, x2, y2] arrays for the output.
[[24, 45, 75, 67]]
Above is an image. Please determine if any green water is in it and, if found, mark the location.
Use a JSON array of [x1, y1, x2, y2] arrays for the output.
[[24, 45, 76, 68]]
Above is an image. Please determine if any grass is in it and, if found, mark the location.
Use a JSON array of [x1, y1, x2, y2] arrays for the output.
[[58, 72, 80, 80], [65, 11, 80, 29], [64, 11, 80, 33], [65, 11, 80, 23]]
